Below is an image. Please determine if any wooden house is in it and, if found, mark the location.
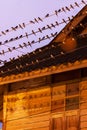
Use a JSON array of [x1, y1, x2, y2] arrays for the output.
[[0, 5, 87, 130]]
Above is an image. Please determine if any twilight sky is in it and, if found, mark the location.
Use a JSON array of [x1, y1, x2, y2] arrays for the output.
[[0, 0, 86, 66]]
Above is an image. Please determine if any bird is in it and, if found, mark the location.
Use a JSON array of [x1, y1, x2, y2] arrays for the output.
[[47, 25, 52, 30], [65, 6, 70, 11], [42, 26, 46, 30], [22, 23, 25, 28], [9, 38, 13, 42], [38, 28, 42, 33], [1, 31, 6, 35], [5, 29, 9, 32], [29, 20, 35, 24], [62, 19, 67, 23], [19, 44, 23, 48], [28, 41, 32, 47], [34, 18, 39, 23], [32, 30, 36, 35], [55, 10, 58, 16], [38, 17, 43, 22], [19, 35, 23, 38], [25, 32, 28, 38], [70, 4, 74, 9], [62, 7, 66, 12], [45, 13, 49, 18], [51, 23, 55, 28], [11, 27, 16, 31], [19, 24, 23, 29], [75, 2, 79, 7], [55, 21, 59, 26], [8, 48, 12, 52], [82, 0, 86, 4]]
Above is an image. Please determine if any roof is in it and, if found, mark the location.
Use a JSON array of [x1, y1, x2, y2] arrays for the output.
[[0, 5, 87, 84]]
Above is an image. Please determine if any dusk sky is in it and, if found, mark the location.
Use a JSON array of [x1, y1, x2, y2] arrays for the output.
[[0, 0, 86, 66], [0, 0, 87, 128]]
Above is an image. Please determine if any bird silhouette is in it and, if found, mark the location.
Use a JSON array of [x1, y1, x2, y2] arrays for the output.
[[38, 17, 43, 22], [45, 13, 49, 17], [29, 20, 35, 24]]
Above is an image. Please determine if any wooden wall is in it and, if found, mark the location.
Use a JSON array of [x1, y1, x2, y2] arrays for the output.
[[2, 75, 87, 130]]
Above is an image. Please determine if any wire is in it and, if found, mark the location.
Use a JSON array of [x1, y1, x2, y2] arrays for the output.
[[0, 39, 87, 76], [0, 0, 86, 36]]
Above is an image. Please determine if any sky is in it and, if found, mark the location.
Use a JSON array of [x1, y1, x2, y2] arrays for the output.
[[0, 0, 87, 128], [0, 0, 86, 66]]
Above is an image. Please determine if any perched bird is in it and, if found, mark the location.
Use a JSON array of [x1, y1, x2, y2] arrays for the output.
[[11, 27, 16, 31], [5, 29, 9, 32], [32, 30, 36, 35], [62, 7, 66, 12], [34, 18, 39, 23], [4, 40, 8, 43], [45, 13, 49, 18], [8, 48, 12, 52], [1, 31, 6, 35], [29, 20, 35, 24], [42, 26, 46, 30], [75, 2, 79, 7], [9, 38, 13, 42], [25, 32, 28, 38], [70, 4, 74, 9], [46, 35, 50, 39], [22, 23, 25, 28], [28, 41, 32, 47], [19, 35, 23, 38], [55, 21, 59, 26], [51, 23, 55, 28], [19, 24, 23, 29], [38, 37, 41, 43], [38, 17, 43, 22], [82, 0, 86, 5], [58, 9, 61, 12], [19, 44, 23, 48], [38, 28, 42, 33], [62, 19, 67, 23], [47, 25, 52, 29], [65, 6, 70, 11], [55, 10, 58, 16]]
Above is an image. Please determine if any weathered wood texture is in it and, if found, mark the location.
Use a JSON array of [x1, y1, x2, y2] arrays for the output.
[[2, 76, 87, 130]]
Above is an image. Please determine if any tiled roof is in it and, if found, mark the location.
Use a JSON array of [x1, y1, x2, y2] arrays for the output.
[[0, 5, 87, 77]]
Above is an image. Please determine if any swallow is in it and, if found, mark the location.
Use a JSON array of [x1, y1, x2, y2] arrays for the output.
[[22, 23, 25, 28], [28, 41, 32, 47], [55, 21, 59, 26], [34, 18, 39, 23], [82, 0, 86, 4], [75, 2, 79, 7], [1, 31, 6, 35], [38, 28, 42, 33], [8, 48, 12, 52], [38, 17, 43, 22], [47, 25, 52, 29], [45, 13, 49, 17], [19, 44, 23, 48], [62, 19, 67, 23], [29, 20, 35, 24], [70, 4, 74, 9], [25, 32, 28, 38], [62, 7, 66, 12], [19, 24, 23, 29], [5, 29, 9, 32], [11, 27, 16, 31], [55, 10, 58, 16], [32, 30, 36, 35], [65, 6, 70, 11]]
